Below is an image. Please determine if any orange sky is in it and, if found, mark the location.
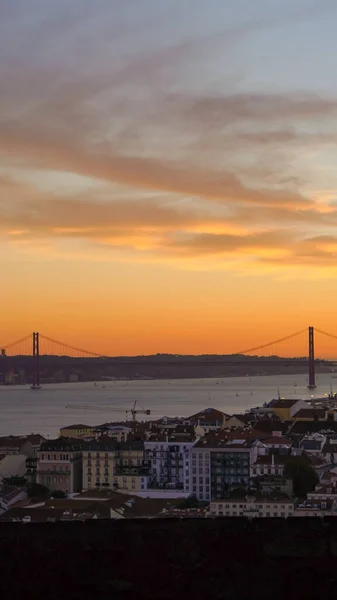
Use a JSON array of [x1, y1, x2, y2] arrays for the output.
[[1, 2, 337, 359]]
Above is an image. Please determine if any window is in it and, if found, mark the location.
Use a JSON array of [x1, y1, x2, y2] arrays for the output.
[[88, 452, 91, 458], [41, 454, 44, 460]]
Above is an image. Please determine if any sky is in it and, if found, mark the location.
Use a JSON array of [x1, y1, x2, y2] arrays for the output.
[[1, 0, 337, 357]]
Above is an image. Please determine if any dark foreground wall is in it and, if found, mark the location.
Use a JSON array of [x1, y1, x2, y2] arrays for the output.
[[1, 518, 337, 599]]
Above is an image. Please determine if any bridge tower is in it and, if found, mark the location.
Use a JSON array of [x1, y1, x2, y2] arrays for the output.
[[31, 332, 41, 390], [308, 326, 316, 390]]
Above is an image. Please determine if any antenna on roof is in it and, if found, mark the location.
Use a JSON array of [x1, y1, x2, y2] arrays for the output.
[[277, 387, 281, 400]]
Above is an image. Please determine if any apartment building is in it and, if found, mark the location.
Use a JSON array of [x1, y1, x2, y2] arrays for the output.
[[82, 438, 150, 492], [37, 438, 83, 494], [208, 498, 294, 518], [191, 435, 259, 501], [144, 431, 196, 492], [251, 451, 289, 477]]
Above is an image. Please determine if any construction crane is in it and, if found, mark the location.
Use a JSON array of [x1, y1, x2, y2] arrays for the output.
[[65, 400, 151, 423]]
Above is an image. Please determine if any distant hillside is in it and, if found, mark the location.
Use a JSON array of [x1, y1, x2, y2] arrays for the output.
[[0, 354, 334, 383]]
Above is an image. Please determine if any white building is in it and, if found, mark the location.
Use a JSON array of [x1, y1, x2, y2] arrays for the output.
[[190, 436, 261, 501], [208, 498, 294, 518], [144, 434, 196, 492]]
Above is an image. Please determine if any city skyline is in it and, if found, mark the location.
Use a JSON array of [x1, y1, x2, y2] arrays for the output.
[[1, 1, 337, 357]]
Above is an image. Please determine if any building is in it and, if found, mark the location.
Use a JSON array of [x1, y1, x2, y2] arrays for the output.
[[262, 436, 292, 450], [223, 414, 253, 429], [322, 441, 337, 464], [208, 497, 294, 518], [82, 438, 150, 492], [292, 409, 328, 422], [25, 434, 46, 456], [0, 486, 27, 515], [191, 434, 260, 501], [59, 424, 93, 439], [188, 408, 228, 433], [0, 454, 28, 481], [144, 432, 196, 493], [37, 438, 83, 494], [93, 424, 132, 442], [269, 399, 306, 421], [299, 433, 326, 455], [0, 436, 35, 456], [251, 449, 294, 478]]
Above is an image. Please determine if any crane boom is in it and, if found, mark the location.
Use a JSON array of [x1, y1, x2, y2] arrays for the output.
[[65, 400, 151, 423]]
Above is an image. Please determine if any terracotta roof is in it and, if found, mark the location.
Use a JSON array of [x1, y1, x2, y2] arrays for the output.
[[252, 420, 289, 434], [263, 437, 292, 445], [195, 431, 256, 449], [228, 414, 253, 424], [291, 421, 337, 434], [188, 408, 227, 422], [293, 409, 326, 419]]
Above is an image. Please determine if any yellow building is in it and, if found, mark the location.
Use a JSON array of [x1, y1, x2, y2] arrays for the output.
[[270, 399, 305, 422], [82, 439, 150, 492], [59, 424, 93, 439]]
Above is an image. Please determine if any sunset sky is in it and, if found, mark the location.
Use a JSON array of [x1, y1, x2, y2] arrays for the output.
[[1, 0, 337, 358]]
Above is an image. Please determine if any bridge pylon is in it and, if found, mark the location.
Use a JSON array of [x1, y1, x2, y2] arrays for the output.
[[308, 326, 316, 390]]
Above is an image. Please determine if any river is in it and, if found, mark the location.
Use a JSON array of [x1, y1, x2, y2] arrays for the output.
[[0, 373, 336, 438]]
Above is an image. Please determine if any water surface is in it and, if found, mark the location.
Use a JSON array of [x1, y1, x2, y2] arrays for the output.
[[0, 373, 335, 437]]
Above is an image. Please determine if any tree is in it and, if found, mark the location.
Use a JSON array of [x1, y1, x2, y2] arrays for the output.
[[27, 483, 49, 498], [284, 456, 318, 497], [229, 487, 247, 499], [50, 490, 66, 499]]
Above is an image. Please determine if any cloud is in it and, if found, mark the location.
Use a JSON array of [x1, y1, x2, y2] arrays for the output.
[[1, 0, 337, 279]]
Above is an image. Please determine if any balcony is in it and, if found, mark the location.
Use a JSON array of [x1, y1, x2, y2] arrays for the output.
[[37, 469, 70, 476], [115, 467, 149, 476]]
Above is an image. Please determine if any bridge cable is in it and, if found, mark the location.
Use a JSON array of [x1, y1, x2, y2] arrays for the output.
[[235, 328, 307, 356], [39, 334, 104, 358]]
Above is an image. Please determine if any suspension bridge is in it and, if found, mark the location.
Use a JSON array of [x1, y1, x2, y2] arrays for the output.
[[0, 327, 336, 389]]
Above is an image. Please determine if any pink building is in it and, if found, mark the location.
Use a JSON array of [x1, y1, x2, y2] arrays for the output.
[[36, 438, 83, 494]]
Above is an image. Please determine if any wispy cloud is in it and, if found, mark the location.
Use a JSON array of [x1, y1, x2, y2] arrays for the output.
[[1, 1, 337, 278]]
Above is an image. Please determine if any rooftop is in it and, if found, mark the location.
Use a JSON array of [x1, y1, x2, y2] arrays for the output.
[[262, 437, 292, 446], [83, 438, 144, 452], [293, 409, 327, 419], [40, 437, 83, 452], [60, 424, 92, 430], [188, 408, 228, 422], [271, 399, 301, 409]]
